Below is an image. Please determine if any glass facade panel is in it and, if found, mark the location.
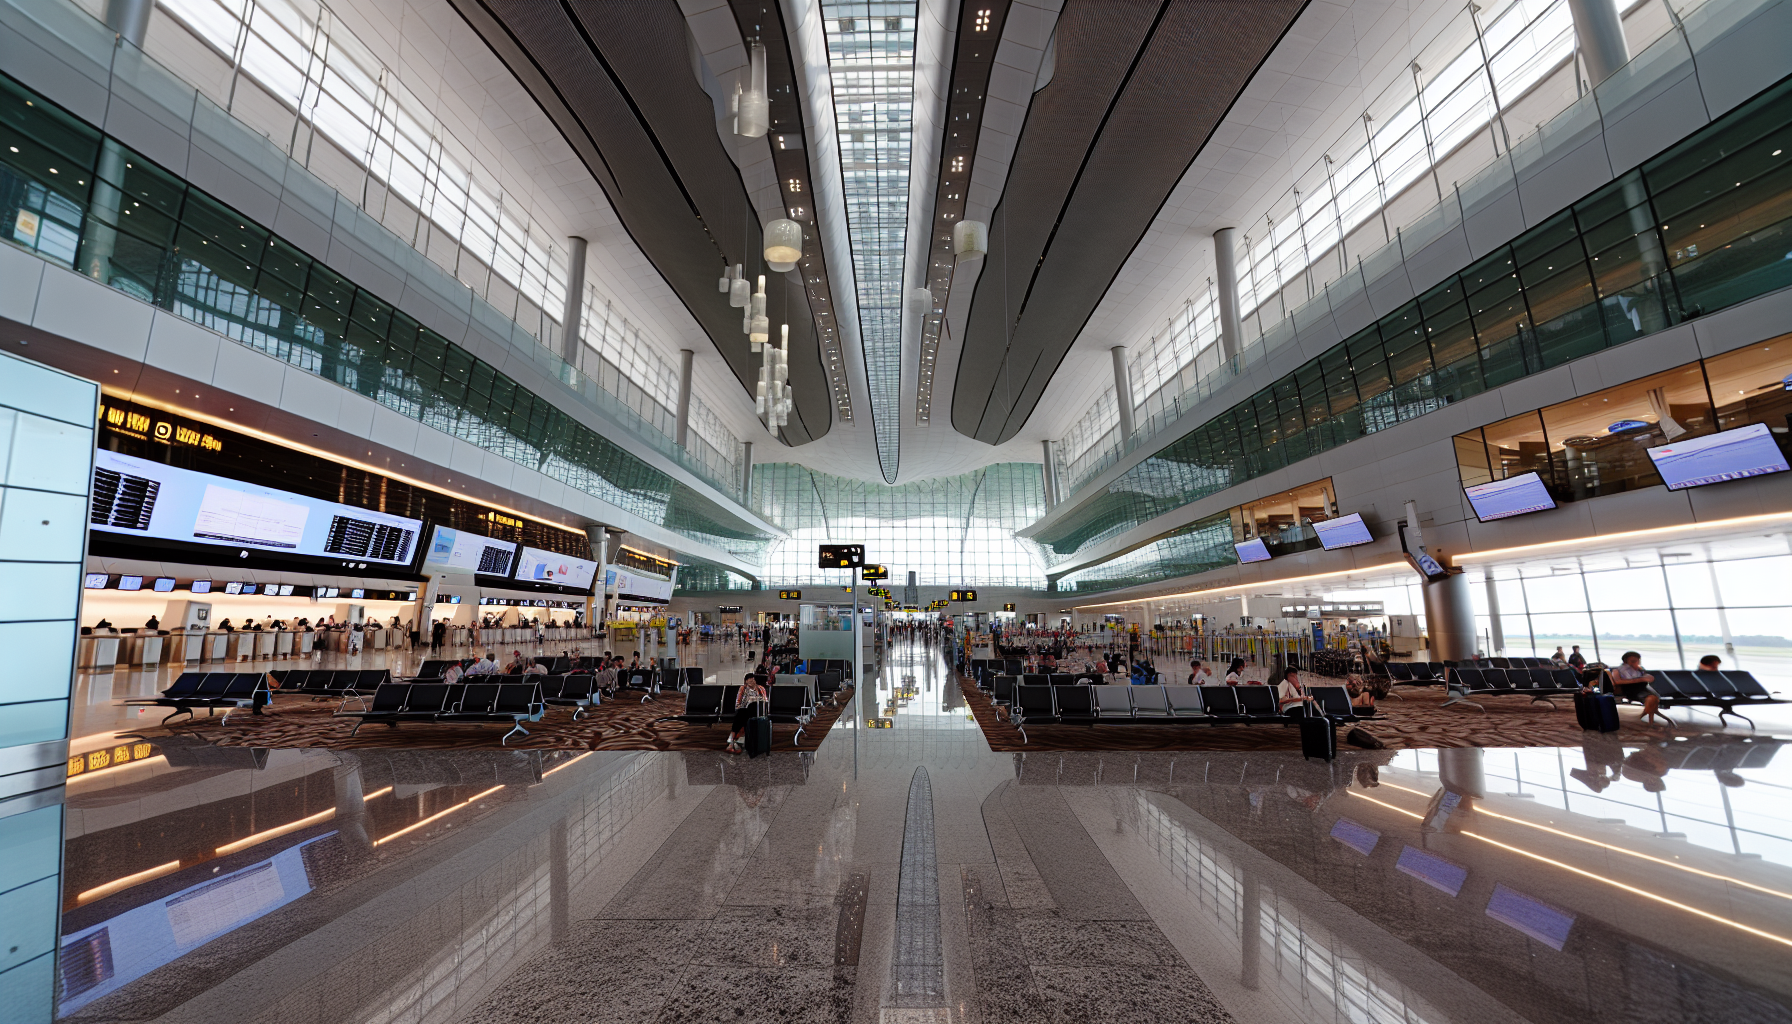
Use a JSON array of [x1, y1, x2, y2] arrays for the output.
[[1037, 73, 1792, 565], [0, 72, 769, 561]]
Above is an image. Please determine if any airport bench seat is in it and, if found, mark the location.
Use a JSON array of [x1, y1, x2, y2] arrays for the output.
[[122, 671, 270, 724]]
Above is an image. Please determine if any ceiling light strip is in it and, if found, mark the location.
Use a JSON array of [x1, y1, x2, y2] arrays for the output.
[[915, 2, 1009, 425], [373, 784, 506, 846]]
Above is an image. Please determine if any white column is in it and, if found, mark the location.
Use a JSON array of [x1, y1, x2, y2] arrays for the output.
[[1565, 0, 1631, 84], [559, 236, 589, 366], [1110, 346, 1135, 441], [740, 441, 754, 503], [1484, 573, 1505, 655], [1040, 439, 1058, 508], [675, 349, 694, 449], [1213, 228, 1244, 363], [105, 0, 151, 44]]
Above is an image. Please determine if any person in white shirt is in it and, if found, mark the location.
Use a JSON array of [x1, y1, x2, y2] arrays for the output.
[[1189, 661, 1213, 685], [441, 661, 464, 685], [465, 653, 499, 676], [1223, 658, 1248, 685], [1276, 667, 1313, 716]]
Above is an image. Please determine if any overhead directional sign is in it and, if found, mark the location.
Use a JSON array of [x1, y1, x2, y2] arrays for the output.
[[778, 589, 802, 599], [861, 563, 889, 581], [1003, 603, 1016, 612], [949, 589, 977, 602], [818, 544, 864, 568]]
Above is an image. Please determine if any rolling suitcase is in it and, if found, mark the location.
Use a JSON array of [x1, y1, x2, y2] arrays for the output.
[[1574, 691, 1620, 732], [1299, 714, 1336, 761], [745, 712, 773, 758]]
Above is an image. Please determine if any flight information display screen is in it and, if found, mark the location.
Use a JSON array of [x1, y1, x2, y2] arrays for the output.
[[420, 525, 518, 577], [1312, 512, 1373, 549], [1463, 472, 1558, 522], [1647, 422, 1791, 490], [1235, 538, 1272, 563], [89, 451, 421, 566]]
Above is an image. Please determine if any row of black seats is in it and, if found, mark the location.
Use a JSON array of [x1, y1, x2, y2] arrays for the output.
[[1442, 667, 1584, 709], [660, 684, 817, 745], [1642, 669, 1780, 727], [270, 669, 392, 696], [1002, 682, 1372, 744], [122, 672, 270, 724], [335, 682, 547, 743]]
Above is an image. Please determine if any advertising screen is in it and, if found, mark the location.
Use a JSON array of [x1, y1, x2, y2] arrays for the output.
[[1647, 422, 1791, 490], [1312, 512, 1373, 550], [1463, 472, 1558, 522], [420, 525, 518, 577], [607, 567, 674, 605], [89, 451, 421, 566], [514, 546, 600, 590], [1235, 538, 1272, 564]]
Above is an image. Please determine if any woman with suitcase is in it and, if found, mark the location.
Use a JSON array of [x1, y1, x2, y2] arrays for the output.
[[726, 672, 770, 754]]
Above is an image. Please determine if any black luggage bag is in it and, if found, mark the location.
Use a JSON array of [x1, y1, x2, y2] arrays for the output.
[[745, 714, 773, 757], [1573, 690, 1620, 732], [1300, 714, 1336, 761]]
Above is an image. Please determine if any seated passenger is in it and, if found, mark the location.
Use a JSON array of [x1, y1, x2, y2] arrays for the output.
[[1189, 661, 1213, 685], [442, 661, 464, 685], [524, 659, 548, 675], [504, 650, 529, 673], [1698, 654, 1722, 671], [1607, 651, 1664, 725], [1276, 667, 1313, 717], [1223, 658, 1248, 685], [465, 653, 500, 676], [1346, 673, 1375, 711], [725, 672, 770, 754]]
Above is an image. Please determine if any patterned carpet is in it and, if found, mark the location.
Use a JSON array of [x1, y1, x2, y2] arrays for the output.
[[958, 678, 1673, 751], [143, 687, 854, 752]]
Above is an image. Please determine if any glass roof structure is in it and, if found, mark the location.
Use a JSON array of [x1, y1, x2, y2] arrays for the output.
[[821, 1, 917, 483]]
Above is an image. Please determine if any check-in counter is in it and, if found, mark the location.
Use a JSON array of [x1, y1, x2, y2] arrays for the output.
[[296, 631, 314, 655], [164, 632, 202, 663], [253, 631, 274, 658], [371, 628, 387, 649], [202, 632, 229, 662], [125, 634, 164, 667], [275, 631, 293, 656], [227, 632, 254, 661], [452, 626, 469, 647], [78, 635, 119, 670]]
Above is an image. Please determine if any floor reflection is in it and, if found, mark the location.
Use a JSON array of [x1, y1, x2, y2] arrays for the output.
[[53, 641, 1792, 1023]]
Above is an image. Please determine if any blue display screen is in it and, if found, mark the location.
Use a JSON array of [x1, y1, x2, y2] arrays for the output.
[[1329, 817, 1380, 855], [1313, 512, 1373, 549], [1485, 883, 1575, 950], [1647, 422, 1790, 490], [1235, 538, 1272, 563], [1464, 472, 1557, 522], [1396, 845, 1468, 895]]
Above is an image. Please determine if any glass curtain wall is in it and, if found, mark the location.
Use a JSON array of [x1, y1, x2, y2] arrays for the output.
[[1054, 0, 1685, 495], [747, 463, 1045, 587], [1053, 514, 1236, 594], [822, 1, 917, 482], [0, 74, 770, 560], [1034, 73, 1792, 564]]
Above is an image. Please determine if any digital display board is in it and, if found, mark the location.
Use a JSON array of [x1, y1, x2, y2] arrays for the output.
[[514, 546, 600, 590], [1328, 817, 1380, 856], [89, 451, 421, 566], [84, 573, 108, 589], [1647, 422, 1791, 490], [152, 577, 176, 592], [608, 568, 673, 605], [1396, 845, 1468, 896], [117, 575, 142, 591], [1485, 883, 1575, 950], [420, 525, 518, 577], [1312, 513, 1373, 550], [191, 580, 212, 594], [1235, 538, 1272, 563], [818, 544, 864, 568], [1464, 472, 1557, 522]]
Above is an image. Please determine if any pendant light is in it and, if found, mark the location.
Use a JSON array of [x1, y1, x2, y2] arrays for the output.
[[728, 264, 749, 307], [953, 219, 987, 260], [908, 286, 933, 316], [764, 218, 802, 272], [748, 275, 769, 346], [718, 263, 733, 294], [735, 43, 768, 138]]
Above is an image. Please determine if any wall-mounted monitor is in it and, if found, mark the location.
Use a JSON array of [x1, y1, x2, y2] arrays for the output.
[[240, 584, 257, 595], [1235, 538, 1272, 564], [1464, 472, 1558, 522], [224, 582, 243, 595], [514, 546, 600, 590], [350, 588, 365, 599], [152, 577, 176, 592], [607, 567, 674, 605], [318, 586, 339, 599], [191, 580, 212, 594], [89, 451, 422, 566], [117, 575, 143, 591], [276, 584, 295, 596], [420, 525, 518, 577], [1647, 422, 1791, 490], [1312, 512, 1373, 550], [84, 573, 109, 589]]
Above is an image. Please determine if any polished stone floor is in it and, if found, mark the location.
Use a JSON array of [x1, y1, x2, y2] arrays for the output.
[[56, 639, 1792, 1022]]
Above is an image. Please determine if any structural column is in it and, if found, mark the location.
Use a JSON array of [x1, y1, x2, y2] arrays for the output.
[[1213, 228, 1244, 363], [1483, 573, 1505, 655], [1565, 0, 1631, 84], [1110, 346, 1136, 442], [675, 349, 694, 449], [559, 236, 589, 366], [1421, 572, 1479, 661], [1040, 439, 1058, 509], [740, 441, 754, 503]]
